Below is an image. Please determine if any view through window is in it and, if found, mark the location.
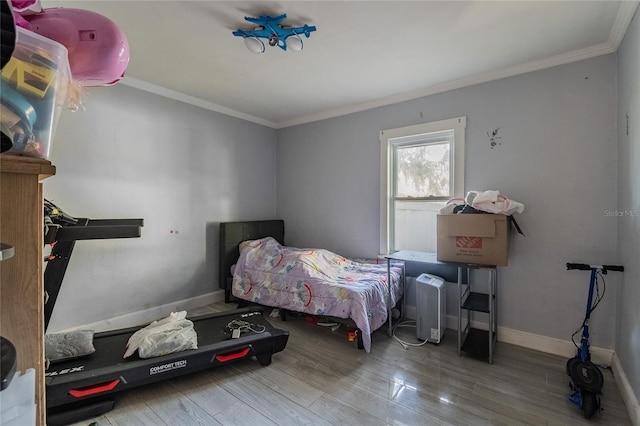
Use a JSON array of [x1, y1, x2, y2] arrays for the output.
[[380, 117, 466, 254]]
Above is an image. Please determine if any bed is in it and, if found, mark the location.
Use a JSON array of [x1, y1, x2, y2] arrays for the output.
[[219, 220, 403, 352]]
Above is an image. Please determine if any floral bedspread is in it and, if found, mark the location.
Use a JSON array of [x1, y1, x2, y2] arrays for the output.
[[231, 237, 403, 352]]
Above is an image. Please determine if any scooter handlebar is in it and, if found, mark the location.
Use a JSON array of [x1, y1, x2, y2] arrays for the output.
[[603, 265, 624, 273], [566, 263, 624, 273], [566, 263, 591, 271]]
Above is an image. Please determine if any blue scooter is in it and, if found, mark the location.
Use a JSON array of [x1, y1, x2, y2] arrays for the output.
[[565, 262, 624, 419]]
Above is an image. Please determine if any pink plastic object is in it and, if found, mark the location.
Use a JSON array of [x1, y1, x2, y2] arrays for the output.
[[11, 1, 38, 30], [12, 13, 30, 30], [10, 0, 38, 12], [24, 8, 129, 86]]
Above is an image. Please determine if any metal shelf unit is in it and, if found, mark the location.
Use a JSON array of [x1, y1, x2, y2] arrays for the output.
[[457, 265, 497, 364]]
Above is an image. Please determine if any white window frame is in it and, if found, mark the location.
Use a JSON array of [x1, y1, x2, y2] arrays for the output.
[[380, 116, 466, 255]]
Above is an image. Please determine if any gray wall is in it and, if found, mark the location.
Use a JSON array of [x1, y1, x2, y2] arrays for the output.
[[616, 8, 640, 402], [45, 85, 277, 331], [277, 54, 620, 349]]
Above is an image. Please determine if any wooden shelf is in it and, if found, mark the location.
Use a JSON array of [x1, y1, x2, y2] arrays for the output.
[[1, 154, 56, 425], [0, 154, 56, 178]]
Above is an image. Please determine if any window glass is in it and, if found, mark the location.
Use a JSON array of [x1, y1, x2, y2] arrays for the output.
[[380, 116, 466, 254], [395, 141, 450, 198]]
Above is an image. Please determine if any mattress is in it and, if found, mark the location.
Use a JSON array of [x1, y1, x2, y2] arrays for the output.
[[231, 237, 403, 352]]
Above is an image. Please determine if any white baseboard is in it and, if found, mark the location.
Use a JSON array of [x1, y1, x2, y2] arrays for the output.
[[498, 324, 615, 367], [444, 314, 614, 366], [612, 353, 640, 426], [407, 309, 614, 364], [58, 290, 225, 333], [445, 314, 639, 424]]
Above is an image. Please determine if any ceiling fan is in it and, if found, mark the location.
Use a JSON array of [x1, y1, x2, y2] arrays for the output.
[[232, 13, 316, 54]]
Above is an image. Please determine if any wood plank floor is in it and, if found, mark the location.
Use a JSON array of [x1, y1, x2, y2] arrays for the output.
[[69, 302, 631, 426]]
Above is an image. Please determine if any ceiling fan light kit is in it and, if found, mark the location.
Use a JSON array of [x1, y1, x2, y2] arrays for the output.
[[232, 13, 316, 54]]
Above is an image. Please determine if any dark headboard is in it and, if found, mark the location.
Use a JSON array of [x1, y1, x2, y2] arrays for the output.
[[219, 220, 285, 303]]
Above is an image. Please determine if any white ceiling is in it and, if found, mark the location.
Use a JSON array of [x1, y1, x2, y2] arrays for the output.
[[41, 1, 638, 129]]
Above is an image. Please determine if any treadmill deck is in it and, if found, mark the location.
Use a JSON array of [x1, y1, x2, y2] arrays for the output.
[[46, 307, 288, 411]]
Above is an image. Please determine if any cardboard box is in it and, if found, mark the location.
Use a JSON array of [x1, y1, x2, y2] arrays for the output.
[[437, 214, 509, 266]]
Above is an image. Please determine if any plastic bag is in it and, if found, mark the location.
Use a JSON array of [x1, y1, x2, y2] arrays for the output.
[[123, 311, 197, 359]]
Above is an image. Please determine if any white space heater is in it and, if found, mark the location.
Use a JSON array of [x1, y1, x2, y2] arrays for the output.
[[416, 273, 446, 344]]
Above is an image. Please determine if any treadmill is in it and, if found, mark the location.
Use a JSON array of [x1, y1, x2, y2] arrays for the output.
[[43, 204, 289, 425]]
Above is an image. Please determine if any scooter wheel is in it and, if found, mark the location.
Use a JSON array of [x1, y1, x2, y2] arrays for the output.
[[582, 391, 599, 419]]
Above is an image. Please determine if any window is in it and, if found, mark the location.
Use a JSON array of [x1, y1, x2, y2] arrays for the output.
[[380, 116, 466, 254]]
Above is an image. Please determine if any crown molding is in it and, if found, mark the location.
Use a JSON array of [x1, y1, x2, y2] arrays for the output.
[[276, 41, 616, 129], [120, 2, 639, 130], [609, 1, 640, 48], [119, 76, 278, 129]]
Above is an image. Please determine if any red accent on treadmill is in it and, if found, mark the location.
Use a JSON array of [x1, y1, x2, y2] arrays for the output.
[[215, 347, 251, 362], [68, 379, 120, 398]]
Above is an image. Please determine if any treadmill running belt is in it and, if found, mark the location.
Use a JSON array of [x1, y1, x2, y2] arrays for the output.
[[45, 307, 288, 421]]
